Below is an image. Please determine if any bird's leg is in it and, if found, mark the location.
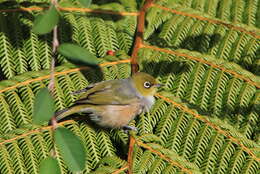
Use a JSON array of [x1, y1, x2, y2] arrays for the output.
[[122, 125, 138, 133]]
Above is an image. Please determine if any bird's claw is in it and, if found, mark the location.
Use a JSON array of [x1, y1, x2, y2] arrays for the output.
[[122, 125, 138, 134]]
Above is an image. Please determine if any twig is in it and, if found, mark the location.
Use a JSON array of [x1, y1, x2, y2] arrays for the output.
[[130, 0, 154, 74], [47, 0, 60, 130], [111, 165, 128, 174], [48, 25, 59, 92], [127, 135, 136, 174]]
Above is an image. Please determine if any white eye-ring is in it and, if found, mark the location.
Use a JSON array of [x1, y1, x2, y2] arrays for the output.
[[144, 81, 151, 88]]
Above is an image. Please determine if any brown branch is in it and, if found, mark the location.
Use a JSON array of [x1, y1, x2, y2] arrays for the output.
[[111, 165, 128, 174], [127, 135, 136, 174], [130, 0, 154, 74]]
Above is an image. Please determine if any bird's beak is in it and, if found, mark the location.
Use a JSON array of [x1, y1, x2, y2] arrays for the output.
[[154, 84, 163, 87]]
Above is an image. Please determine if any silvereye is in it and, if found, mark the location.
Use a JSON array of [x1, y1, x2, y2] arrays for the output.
[[55, 72, 161, 131]]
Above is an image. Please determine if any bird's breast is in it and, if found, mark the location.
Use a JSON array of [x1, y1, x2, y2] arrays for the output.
[[141, 95, 155, 112]]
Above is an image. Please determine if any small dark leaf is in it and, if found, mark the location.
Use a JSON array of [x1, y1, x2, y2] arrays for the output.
[[32, 5, 59, 35], [54, 127, 86, 172], [33, 88, 55, 125], [39, 157, 61, 174], [78, 0, 92, 7], [58, 43, 98, 66]]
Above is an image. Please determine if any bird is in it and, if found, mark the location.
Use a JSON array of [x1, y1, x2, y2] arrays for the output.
[[55, 72, 161, 131]]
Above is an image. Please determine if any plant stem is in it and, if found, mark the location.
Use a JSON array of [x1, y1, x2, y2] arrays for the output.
[[131, 0, 154, 74]]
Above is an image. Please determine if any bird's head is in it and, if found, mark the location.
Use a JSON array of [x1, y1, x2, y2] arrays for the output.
[[132, 72, 162, 96]]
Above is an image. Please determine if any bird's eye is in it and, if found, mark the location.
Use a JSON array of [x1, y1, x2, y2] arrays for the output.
[[144, 81, 151, 88]]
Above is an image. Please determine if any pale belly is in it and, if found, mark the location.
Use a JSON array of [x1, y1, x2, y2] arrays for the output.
[[90, 103, 143, 128]]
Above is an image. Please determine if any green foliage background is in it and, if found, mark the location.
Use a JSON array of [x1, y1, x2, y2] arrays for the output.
[[0, 0, 259, 173]]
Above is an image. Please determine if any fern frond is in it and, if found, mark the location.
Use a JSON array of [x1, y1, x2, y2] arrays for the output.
[[0, 94, 16, 133], [241, 159, 260, 174], [179, 118, 201, 159], [145, 7, 172, 39], [133, 150, 155, 174], [0, 145, 14, 174], [96, 130, 116, 157], [189, 125, 213, 165], [7, 142, 28, 174], [200, 133, 225, 173], [136, 112, 153, 135], [0, 14, 16, 79], [147, 158, 167, 174], [23, 32, 41, 71], [157, 0, 259, 27], [91, 18, 112, 57], [146, 7, 260, 72], [227, 148, 247, 174], [213, 142, 236, 174], [154, 106, 177, 146], [9, 13, 28, 75], [5, 90, 31, 126], [18, 137, 39, 173], [79, 124, 101, 168], [165, 111, 191, 153]]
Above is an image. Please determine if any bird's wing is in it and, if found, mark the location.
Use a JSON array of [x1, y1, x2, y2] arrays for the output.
[[74, 79, 141, 105]]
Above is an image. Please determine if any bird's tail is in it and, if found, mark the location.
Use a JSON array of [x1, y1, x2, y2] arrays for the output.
[[55, 105, 85, 122]]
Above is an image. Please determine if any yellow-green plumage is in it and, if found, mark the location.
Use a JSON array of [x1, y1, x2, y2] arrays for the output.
[[55, 72, 161, 129]]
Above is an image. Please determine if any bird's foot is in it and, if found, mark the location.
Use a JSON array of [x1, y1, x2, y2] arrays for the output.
[[122, 125, 138, 134]]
